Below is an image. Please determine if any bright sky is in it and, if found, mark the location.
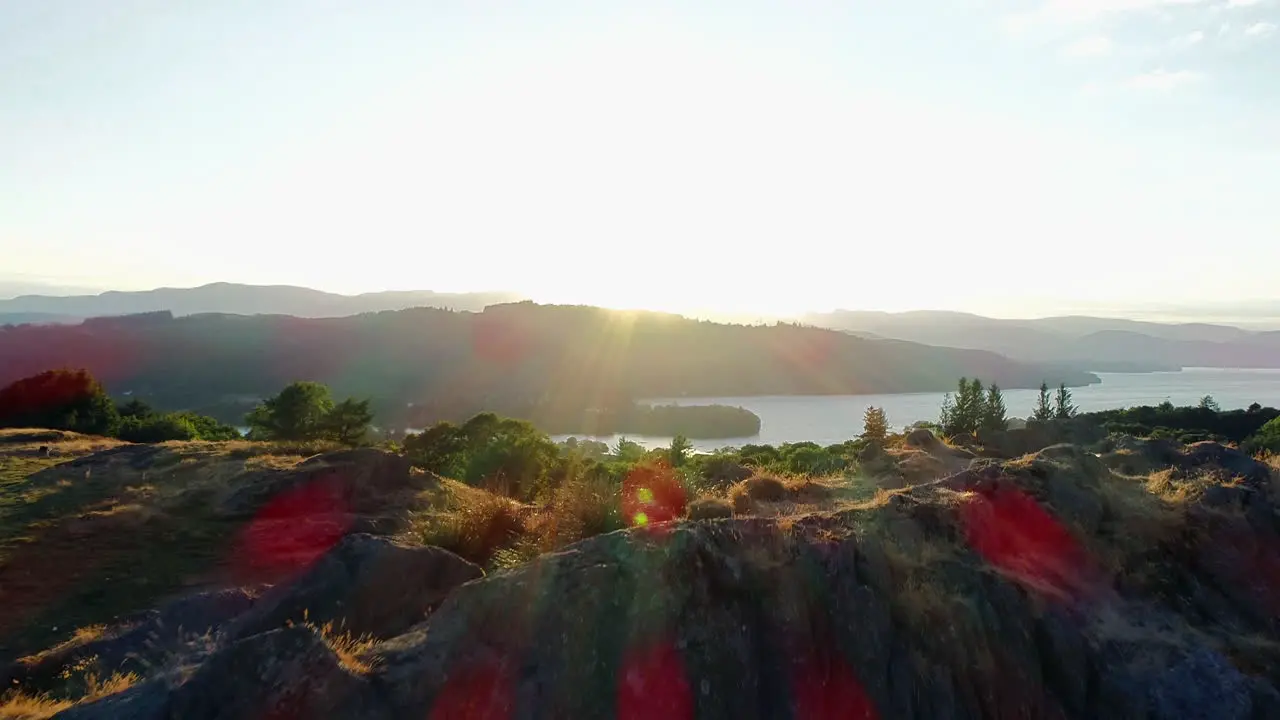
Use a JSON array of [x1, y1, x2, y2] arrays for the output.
[[3, 0, 1279, 317]]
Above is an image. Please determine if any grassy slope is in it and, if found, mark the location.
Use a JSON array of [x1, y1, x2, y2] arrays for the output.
[[0, 432, 355, 662]]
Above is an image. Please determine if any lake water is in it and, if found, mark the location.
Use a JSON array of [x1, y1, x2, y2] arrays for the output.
[[554, 368, 1280, 452]]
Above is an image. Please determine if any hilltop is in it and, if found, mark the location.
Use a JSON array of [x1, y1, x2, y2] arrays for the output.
[[805, 309, 1280, 372], [2, 424, 1279, 717], [0, 303, 1097, 428], [0, 283, 523, 325]]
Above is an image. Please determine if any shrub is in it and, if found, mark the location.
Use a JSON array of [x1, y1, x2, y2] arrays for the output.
[[696, 454, 753, 489], [687, 496, 734, 521], [0, 369, 119, 436], [736, 474, 787, 502], [417, 496, 527, 566], [537, 475, 624, 550], [117, 414, 199, 443]]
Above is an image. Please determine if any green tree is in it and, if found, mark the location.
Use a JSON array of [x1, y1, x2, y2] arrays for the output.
[[0, 368, 119, 436], [461, 417, 560, 499], [612, 437, 647, 464], [981, 383, 1008, 432], [245, 381, 335, 440], [1244, 416, 1280, 455], [117, 413, 198, 443], [324, 398, 374, 446], [117, 398, 154, 419], [861, 406, 889, 442], [1198, 395, 1221, 412], [172, 412, 242, 441], [1054, 383, 1077, 419], [668, 434, 693, 467], [943, 377, 985, 436], [1032, 382, 1054, 422], [404, 421, 468, 477], [939, 393, 956, 434]]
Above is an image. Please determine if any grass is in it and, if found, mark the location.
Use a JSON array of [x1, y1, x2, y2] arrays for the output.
[[415, 494, 528, 567], [0, 658, 138, 719], [413, 472, 631, 569], [0, 434, 369, 665], [687, 496, 733, 520], [309, 621, 379, 674]]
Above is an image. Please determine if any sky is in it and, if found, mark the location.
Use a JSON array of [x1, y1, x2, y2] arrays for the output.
[[3, 0, 1279, 319]]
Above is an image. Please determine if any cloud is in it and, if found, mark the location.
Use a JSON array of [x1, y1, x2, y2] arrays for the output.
[[1245, 21, 1277, 36], [1224, 0, 1264, 8], [1064, 35, 1115, 56], [1173, 29, 1207, 45], [1220, 22, 1232, 34], [1010, 0, 1211, 29], [1038, 0, 1210, 22], [1130, 68, 1205, 89]]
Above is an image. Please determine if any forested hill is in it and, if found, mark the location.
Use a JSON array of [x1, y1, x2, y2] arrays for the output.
[[0, 303, 1097, 424]]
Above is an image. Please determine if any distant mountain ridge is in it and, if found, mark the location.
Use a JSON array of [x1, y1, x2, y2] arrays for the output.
[[0, 303, 1098, 426], [803, 310, 1280, 371], [0, 283, 524, 323]]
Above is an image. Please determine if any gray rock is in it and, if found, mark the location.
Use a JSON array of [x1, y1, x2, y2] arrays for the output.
[[218, 449, 418, 520], [4, 589, 254, 693], [227, 534, 482, 642], [167, 626, 376, 720], [51, 677, 174, 720]]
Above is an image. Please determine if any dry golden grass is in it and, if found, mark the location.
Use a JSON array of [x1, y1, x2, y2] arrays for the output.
[[687, 496, 734, 520], [0, 663, 138, 719], [0, 691, 70, 720], [415, 494, 528, 566], [310, 621, 379, 674]]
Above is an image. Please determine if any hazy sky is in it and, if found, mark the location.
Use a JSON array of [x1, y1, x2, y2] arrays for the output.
[[3, 0, 1279, 317]]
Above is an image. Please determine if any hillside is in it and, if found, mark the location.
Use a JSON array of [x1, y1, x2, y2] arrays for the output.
[[3, 429, 1279, 717], [0, 303, 1097, 427], [804, 309, 1280, 371], [0, 283, 523, 324]]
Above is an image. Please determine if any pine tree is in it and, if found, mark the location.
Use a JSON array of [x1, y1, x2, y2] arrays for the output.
[[1032, 382, 1054, 422], [943, 378, 987, 436], [981, 383, 1008, 431], [1054, 383, 1077, 419], [862, 406, 889, 442], [939, 393, 956, 435]]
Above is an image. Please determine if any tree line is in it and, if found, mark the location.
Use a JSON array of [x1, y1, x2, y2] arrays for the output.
[[0, 368, 375, 446], [0, 304, 1097, 430]]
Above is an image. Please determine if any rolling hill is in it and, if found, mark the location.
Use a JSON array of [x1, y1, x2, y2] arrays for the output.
[[0, 303, 1097, 426], [804, 310, 1280, 371], [0, 283, 523, 324]]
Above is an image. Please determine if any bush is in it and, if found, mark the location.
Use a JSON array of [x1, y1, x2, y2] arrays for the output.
[[687, 496, 734, 521], [695, 454, 753, 489], [0, 368, 119, 436], [1244, 416, 1280, 455], [117, 414, 199, 443], [735, 474, 787, 502], [537, 475, 624, 550], [417, 496, 527, 566]]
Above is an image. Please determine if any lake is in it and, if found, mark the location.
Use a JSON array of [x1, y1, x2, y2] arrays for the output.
[[553, 368, 1280, 452]]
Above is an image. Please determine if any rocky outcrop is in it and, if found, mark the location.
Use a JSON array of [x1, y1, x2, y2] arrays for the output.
[[218, 448, 421, 521], [3, 589, 255, 693], [226, 534, 482, 642], [42, 440, 1280, 718]]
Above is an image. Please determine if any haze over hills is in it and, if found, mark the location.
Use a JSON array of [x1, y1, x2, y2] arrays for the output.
[[7, 283, 1280, 374], [0, 282, 525, 323], [0, 303, 1096, 427], [803, 310, 1280, 372]]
